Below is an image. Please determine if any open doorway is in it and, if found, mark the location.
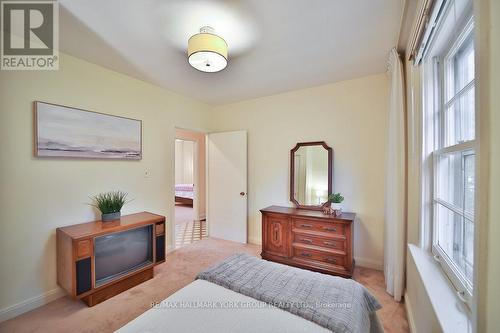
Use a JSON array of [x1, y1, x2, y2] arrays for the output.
[[174, 128, 207, 249]]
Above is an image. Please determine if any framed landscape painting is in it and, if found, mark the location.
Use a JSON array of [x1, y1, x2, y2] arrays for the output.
[[34, 101, 142, 159]]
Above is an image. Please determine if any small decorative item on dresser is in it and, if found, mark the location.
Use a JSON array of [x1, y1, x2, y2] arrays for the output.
[[328, 193, 344, 216], [90, 190, 130, 221], [322, 205, 334, 215]]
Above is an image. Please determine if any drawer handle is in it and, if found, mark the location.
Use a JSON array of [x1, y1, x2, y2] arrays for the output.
[[323, 227, 337, 232], [300, 252, 312, 257], [323, 241, 336, 247], [300, 224, 313, 228], [326, 257, 337, 263], [300, 238, 313, 244]]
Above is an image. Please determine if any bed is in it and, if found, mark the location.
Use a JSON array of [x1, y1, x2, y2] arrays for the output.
[[175, 183, 194, 205], [117, 279, 330, 333], [117, 254, 383, 333]]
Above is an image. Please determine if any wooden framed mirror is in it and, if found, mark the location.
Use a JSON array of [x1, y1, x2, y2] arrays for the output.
[[290, 141, 333, 210]]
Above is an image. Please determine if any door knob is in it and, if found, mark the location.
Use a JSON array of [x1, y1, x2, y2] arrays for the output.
[[240, 192, 246, 196]]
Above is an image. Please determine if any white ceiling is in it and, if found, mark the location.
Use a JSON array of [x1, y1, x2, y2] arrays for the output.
[[59, 0, 403, 105]]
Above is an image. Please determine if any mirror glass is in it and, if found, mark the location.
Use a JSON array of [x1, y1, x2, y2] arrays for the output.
[[292, 145, 330, 207]]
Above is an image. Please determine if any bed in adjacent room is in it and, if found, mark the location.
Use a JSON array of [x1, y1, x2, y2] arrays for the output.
[[175, 183, 194, 205], [117, 254, 383, 333]]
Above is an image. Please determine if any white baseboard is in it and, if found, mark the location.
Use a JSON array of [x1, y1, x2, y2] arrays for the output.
[[354, 256, 383, 270], [248, 236, 262, 245], [0, 287, 65, 323], [404, 291, 417, 333]]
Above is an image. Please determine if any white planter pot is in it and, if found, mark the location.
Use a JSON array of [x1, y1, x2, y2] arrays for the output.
[[331, 203, 342, 210]]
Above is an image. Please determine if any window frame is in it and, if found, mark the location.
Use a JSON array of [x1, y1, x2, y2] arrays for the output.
[[422, 8, 476, 309]]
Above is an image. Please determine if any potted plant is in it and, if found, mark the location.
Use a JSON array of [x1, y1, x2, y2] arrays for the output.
[[90, 190, 130, 222], [328, 192, 344, 215]]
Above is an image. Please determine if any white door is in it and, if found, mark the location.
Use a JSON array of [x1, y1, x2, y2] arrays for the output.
[[207, 130, 247, 243]]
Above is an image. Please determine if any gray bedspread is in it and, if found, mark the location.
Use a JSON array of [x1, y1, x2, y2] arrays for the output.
[[197, 253, 384, 333]]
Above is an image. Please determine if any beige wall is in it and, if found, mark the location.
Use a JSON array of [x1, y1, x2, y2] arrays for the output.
[[209, 74, 389, 268], [0, 52, 210, 316], [476, 0, 500, 331], [175, 128, 207, 219], [0, 55, 388, 318]]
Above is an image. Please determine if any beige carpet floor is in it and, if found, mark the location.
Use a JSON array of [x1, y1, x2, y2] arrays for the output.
[[0, 238, 408, 333]]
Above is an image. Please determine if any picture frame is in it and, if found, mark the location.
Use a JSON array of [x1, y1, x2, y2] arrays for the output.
[[34, 101, 142, 160]]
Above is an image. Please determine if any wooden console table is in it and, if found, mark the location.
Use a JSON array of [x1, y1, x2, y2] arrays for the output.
[[57, 212, 166, 306]]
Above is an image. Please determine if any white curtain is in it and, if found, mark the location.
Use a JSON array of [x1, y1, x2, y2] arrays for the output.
[[384, 48, 406, 302]]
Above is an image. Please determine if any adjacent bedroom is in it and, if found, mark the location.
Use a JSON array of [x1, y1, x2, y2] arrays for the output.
[[174, 128, 207, 248], [0, 0, 498, 333]]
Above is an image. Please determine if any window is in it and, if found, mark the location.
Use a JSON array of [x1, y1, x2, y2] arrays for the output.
[[422, 0, 475, 307]]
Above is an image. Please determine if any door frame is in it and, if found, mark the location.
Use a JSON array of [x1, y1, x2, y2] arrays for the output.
[[173, 127, 207, 250], [175, 138, 199, 218]]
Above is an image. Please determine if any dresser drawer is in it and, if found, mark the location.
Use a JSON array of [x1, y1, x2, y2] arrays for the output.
[[293, 233, 346, 252], [292, 247, 346, 267], [292, 218, 345, 236]]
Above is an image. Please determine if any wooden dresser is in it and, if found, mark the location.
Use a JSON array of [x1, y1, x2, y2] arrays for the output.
[[261, 206, 355, 278]]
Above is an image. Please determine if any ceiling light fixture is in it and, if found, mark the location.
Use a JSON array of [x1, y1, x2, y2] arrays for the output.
[[188, 26, 228, 73]]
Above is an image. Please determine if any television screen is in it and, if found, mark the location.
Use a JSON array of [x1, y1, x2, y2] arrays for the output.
[[94, 225, 153, 287]]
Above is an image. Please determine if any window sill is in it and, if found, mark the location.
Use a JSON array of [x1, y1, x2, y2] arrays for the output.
[[407, 244, 472, 333]]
